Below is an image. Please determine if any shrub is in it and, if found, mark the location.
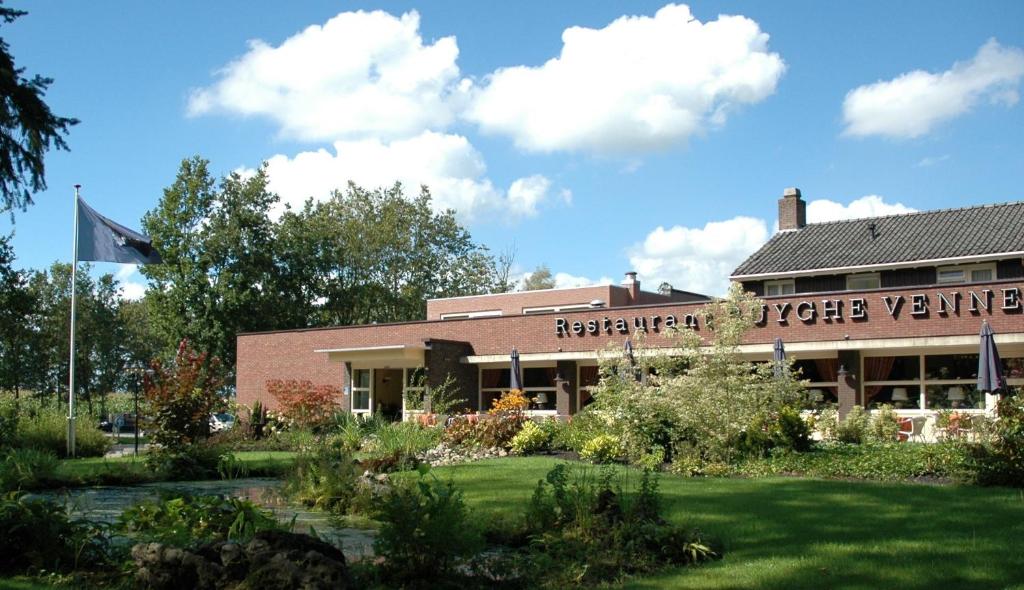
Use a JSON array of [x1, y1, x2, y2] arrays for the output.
[[590, 284, 807, 465], [118, 493, 281, 548], [835, 406, 870, 444], [0, 396, 17, 449], [444, 413, 523, 450], [774, 406, 813, 452], [0, 492, 114, 574], [145, 340, 226, 450], [975, 392, 1024, 487], [870, 404, 902, 442], [374, 466, 482, 584], [144, 443, 223, 480], [284, 447, 363, 513], [510, 420, 549, 455], [0, 448, 59, 491], [266, 379, 340, 429], [523, 464, 718, 587], [15, 405, 110, 458], [580, 434, 621, 464], [733, 441, 976, 482], [552, 409, 608, 453]]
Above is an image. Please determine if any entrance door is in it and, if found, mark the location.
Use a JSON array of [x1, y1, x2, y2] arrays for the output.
[[374, 369, 404, 421]]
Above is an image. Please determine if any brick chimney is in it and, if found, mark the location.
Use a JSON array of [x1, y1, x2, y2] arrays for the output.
[[622, 271, 640, 303], [778, 187, 806, 231]]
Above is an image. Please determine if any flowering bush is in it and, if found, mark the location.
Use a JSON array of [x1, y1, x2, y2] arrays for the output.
[[266, 379, 340, 429], [144, 340, 225, 450]]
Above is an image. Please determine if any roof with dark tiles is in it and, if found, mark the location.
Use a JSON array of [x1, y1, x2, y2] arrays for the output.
[[732, 201, 1024, 277]]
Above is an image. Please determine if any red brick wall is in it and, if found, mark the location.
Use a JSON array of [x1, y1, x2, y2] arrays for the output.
[[238, 280, 1023, 409], [425, 286, 617, 319]]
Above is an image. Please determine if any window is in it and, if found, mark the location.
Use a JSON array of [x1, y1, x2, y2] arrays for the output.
[[578, 365, 599, 411], [936, 263, 996, 284], [440, 310, 502, 320], [402, 368, 427, 412], [479, 368, 511, 411], [846, 273, 880, 291], [351, 369, 371, 412], [861, 353, 1015, 411], [792, 358, 839, 409], [764, 279, 794, 296], [522, 303, 592, 314], [523, 367, 558, 411]]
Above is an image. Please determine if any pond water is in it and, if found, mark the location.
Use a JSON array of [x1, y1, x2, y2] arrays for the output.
[[34, 478, 376, 560]]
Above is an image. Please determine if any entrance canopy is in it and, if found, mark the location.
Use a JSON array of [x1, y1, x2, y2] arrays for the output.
[[314, 344, 427, 369]]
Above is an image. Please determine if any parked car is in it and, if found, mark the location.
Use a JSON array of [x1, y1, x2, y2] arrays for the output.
[[209, 412, 235, 432], [98, 413, 137, 433]]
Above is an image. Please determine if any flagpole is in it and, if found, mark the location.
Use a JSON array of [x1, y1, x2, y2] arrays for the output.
[[68, 184, 81, 458]]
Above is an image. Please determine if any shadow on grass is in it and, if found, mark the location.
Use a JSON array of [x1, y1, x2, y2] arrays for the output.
[[436, 458, 1024, 590]]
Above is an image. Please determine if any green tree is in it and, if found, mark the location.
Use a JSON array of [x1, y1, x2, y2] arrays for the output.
[[140, 157, 288, 376], [276, 182, 502, 327], [522, 264, 555, 291], [0, 5, 78, 217], [0, 234, 35, 396], [19, 262, 125, 413]]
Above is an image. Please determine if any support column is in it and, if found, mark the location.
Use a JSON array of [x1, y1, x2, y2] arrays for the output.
[[424, 340, 478, 413], [837, 350, 861, 420], [555, 360, 577, 419]]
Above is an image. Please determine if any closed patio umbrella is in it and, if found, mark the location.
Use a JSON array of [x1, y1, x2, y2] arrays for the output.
[[773, 337, 786, 378], [510, 348, 523, 390], [978, 321, 1006, 395]]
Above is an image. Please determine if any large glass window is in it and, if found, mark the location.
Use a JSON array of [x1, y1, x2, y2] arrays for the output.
[[925, 354, 979, 381], [925, 384, 984, 410], [578, 366, 599, 411], [479, 368, 511, 411], [403, 367, 427, 412], [523, 367, 557, 411], [351, 369, 371, 412], [864, 356, 920, 408]]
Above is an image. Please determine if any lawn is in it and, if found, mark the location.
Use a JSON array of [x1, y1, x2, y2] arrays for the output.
[[433, 457, 1024, 590]]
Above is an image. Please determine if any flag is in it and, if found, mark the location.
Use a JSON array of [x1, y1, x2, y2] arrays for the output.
[[76, 197, 162, 264]]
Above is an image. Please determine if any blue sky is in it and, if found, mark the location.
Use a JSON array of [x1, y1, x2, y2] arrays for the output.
[[3, 1, 1023, 298]]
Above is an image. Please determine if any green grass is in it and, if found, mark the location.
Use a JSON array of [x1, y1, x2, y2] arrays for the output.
[[0, 578, 56, 590], [433, 457, 1024, 590], [41, 451, 298, 488]]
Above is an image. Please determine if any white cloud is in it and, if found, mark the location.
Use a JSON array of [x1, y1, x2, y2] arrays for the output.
[[842, 39, 1024, 139], [806, 194, 917, 223], [255, 131, 560, 221], [629, 216, 770, 296], [113, 264, 146, 300], [915, 154, 950, 168], [506, 175, 551, 217], [465, 4, 785, 153], [188, 10, 466, 141], [553, 272, 615, 289]]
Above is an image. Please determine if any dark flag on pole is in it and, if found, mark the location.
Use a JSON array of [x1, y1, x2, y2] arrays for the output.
[[76, 197, 161, 264]]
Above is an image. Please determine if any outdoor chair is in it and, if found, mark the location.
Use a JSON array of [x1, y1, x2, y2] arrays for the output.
[[898, 416, 927, 442]]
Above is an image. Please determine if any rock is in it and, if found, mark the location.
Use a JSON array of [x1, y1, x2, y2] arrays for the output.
[[132, 542, 225, 590], [131, 531, 350, 590]]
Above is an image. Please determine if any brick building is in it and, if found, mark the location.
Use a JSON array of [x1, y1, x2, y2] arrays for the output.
[[237, 188, 1024, 436]]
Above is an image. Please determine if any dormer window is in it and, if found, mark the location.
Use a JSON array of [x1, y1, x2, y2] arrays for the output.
[[764, 279, 795, 296], [937, 263, 996, 284], [846, 273, 880, 291]]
